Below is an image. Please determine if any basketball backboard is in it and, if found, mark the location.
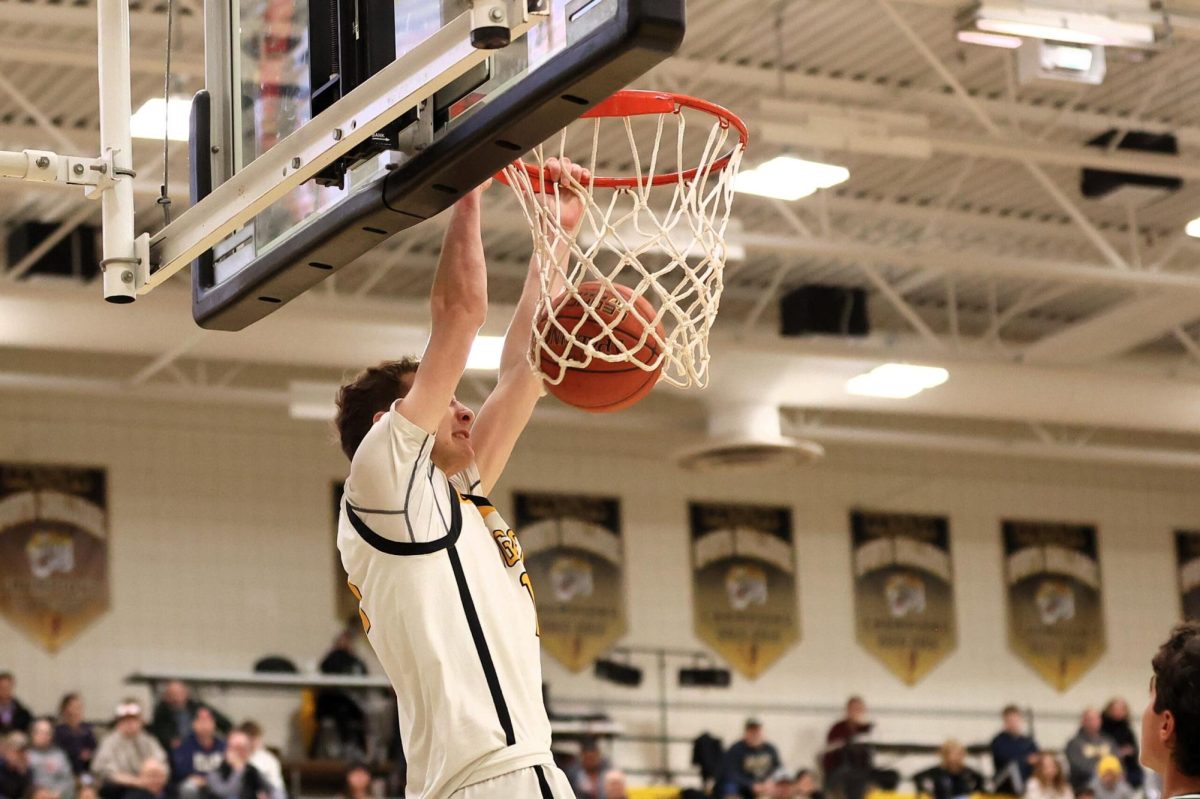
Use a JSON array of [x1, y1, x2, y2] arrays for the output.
[[180, 0, 685, 330]]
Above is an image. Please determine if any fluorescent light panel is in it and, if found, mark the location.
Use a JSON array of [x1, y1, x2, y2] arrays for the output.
[[1186, 218, 1200, 238], [846, 363, 949, 399], [130, 96, 192, 142], [968, 3, 1158, 48], [734, 155, 850, 202]]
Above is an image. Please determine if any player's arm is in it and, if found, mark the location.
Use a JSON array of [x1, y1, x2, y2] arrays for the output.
[[471, 158, 589, 494], [396, 188, 489, 434]]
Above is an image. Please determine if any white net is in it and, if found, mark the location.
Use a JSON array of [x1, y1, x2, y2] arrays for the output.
[[501, 93, 745, 390]]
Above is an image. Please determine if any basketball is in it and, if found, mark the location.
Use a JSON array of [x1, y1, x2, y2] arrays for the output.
[[536, 281, 666, 413]]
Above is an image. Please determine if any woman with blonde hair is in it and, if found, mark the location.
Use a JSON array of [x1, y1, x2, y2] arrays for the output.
[[913, 739, 984, 799]]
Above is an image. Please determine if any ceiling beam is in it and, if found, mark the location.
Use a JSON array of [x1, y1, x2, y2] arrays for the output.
[[1021, 293, 1200, 365], [0, 35, 203, 75]]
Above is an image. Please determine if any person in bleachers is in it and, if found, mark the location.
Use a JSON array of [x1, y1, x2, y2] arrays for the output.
[[912, 740, 984, 799], [1099, 700, 1141, 790], [168, 707, 225, 799], [54, 695, 97, 777], [1090, 757, 1131, 799], [234, 724, 281, 799], [775, 769, 823, 799], [313, 630, 368, 759], [1025, 753, 1073, 799], [0, 675, 32, 737], [822, 698, 873, 799], [0, 731, 32, 799], [1065, 709, 1117, 793], [129, 761, 169, 799], [337, 763, 372, 799], [566, 738, 615, 799], [203, 731, 279, 799], [91, 701, 167, 799], [991, 705, 1039, 795], [27, 719, 75, 799], [601, 771, 628, 799], [148, 685, 230, 754], [719, 719, 782, 799]]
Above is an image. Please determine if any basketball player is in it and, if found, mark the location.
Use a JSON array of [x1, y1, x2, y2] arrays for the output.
[[1141, 622, 1200, 799], [332, 158, 589, 799]]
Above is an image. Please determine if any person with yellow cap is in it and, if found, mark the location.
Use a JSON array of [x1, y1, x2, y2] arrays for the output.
[[1091, 756, 1132, 799]]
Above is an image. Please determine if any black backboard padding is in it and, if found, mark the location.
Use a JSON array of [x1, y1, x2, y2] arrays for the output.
[[191, 0, 685, 331]]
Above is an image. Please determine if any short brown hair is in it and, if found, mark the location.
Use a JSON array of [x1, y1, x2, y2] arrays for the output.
[[335, 358, 420, 461], [1152, 621, 1200, 776]]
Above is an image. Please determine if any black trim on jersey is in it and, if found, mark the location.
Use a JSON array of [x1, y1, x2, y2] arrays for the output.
[[345, 481, 461, 555], [462, 493, 493, 508], [447, 545, 516, 747], [536, 766, 553, 799]]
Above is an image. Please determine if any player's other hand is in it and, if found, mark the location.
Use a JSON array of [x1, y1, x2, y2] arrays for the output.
[[542, 156, 591, 233]]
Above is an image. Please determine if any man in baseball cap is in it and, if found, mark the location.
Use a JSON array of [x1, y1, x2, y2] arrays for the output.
[[91, 700, 166, 799]]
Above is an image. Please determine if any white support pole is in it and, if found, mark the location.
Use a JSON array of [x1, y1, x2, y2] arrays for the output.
[[96, 0, 139, 303]]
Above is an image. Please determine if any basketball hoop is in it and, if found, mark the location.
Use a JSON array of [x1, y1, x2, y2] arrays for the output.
[[499, 90, 748, 391]]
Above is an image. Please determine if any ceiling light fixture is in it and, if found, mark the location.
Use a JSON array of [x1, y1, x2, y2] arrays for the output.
[[846, 363, 949, 400], [959, 2, 1163, 50], [734, 155, 849, 202], [956, 30, 1023, 48]]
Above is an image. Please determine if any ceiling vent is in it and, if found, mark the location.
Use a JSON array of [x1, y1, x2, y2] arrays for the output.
[[675, 403, 824, 472]]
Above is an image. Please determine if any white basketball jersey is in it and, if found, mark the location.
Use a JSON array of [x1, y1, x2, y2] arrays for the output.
[[336, 406, 552, 799]]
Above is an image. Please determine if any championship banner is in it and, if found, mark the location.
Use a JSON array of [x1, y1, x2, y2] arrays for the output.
[[0, 464, 110, 653], [514, 492, 627, 672], [1003, 519, 1105, 691], [331, 481, 359, 625], [1175, 530, 1200, 621], [690, 502, 799, 679], [849, 510, 956, 685]]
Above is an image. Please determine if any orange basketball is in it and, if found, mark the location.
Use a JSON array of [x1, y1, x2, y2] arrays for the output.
[[536, 281, 665, 413]]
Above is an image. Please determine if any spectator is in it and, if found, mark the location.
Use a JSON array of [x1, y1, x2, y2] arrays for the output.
[[27, 720, 74, 799], [54, 695, 97, 777], [1026, 754, 1073, 799], [128, 761, 168, 799], [0, 675, 32, 737], [720, 719, 782, 799], [1065, 709, 1117, 793], [204, 732, 278, 799], [913, 740, 984, 799], [1091, 757, 1132, 799], [1141, 623, 1200, 799], [313, 631, 368, 759], [148, 685, 230, 753], [566, 738, 614, 799], [822, 698, 874, 799], [791, 770, 823, 799], [91, 701, 167, 799], [169, 708, 225, 799], [234, 724, 281, 799], [601, 771, 628, 799], [992, 705, 1039, 795], [0, 732, 32, 799], [337, 763, 371, 799], [1100, 700, 1142, 790]]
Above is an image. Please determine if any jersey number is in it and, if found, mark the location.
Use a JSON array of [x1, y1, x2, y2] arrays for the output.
[[520, 572, 540, 637]]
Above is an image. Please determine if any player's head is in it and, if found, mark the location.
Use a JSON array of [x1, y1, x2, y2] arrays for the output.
[[1142, 621, 1200, 778], [336, 358, 476, 475]]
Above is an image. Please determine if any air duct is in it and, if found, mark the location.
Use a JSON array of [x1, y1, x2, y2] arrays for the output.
[[675, 403, 824, 472]]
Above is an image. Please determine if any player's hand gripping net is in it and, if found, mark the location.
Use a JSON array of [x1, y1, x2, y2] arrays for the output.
[[500, 91, 748, 390]]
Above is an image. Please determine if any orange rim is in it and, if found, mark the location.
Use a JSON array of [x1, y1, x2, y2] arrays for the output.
[[495, 89, 749, 191]]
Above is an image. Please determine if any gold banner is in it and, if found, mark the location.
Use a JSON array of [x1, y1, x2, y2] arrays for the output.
[[514, 491, 627, 673], [690, 502, 799, 679], [1175, 530, 1200, 621], [1003, 519, 1105, 691], [850, 510, 957, 686], [0, 464, 110, 653]]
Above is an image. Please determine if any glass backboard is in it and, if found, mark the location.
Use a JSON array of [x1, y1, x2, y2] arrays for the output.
[[191, 0, 685, 330]]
